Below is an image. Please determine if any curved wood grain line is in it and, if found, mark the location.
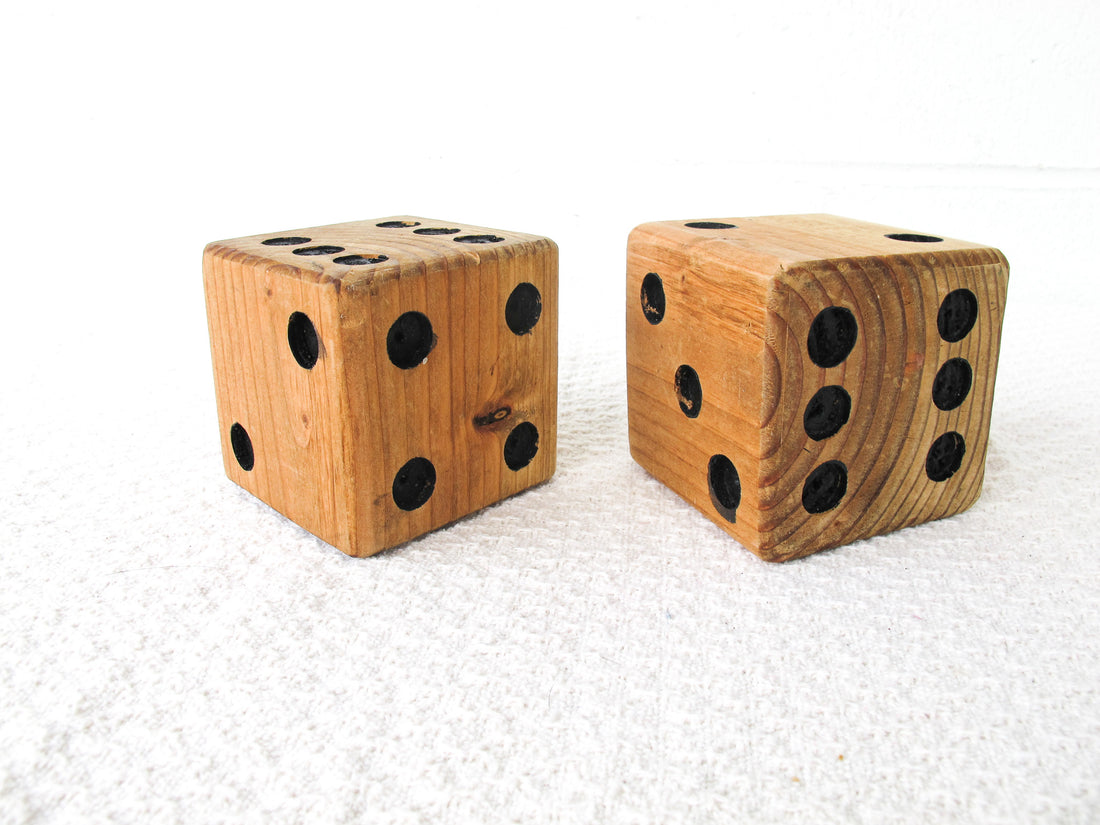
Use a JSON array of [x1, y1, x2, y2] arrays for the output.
[[920, 254, 986, 523], [815, 256, 898, 549], [926, 256, 976, 519], [898, 254, 957, 528], [757, 270, 823, 540], [759, 338, 782, 431], [763, 259, 885, 551], [950, 254, 999, 516], [760, 293, 811, 465], [856, 253, 935, 540], [903, 252, 990, 529]]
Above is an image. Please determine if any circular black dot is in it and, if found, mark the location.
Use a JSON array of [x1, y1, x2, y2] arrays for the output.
[[932, 358, 973, 411], [230, 423, 254, 471], [503, 422, 539, 471], [287, 312, 319, 369], [885, 232, 943, 243], [802, 461, 848, 514], [377, 221, 420, 228], [807, 307, 858, 368], [333, 254, 388, 265], [454, 234, 505, 244], [685, 221, 737, 229], [293, 245, 345, 256], [708, 454, 742, 523], [803, 385, 852, 441], [675, 364, 702, 418], [640, 272, 665, 325], [392, 457, 436, 511], [386, 311, 435, 369], [505, 283, 542, 335], [937, 289, 978, 343], [262, 236, 311, 246], [413, 227, 461, 235], [926, 432, 966, 482]]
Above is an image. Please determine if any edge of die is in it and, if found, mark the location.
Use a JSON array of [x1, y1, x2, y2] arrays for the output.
[[628, 214, 1012, 279], [205, 218, 560, 293], [202, 239, 347, 292], [797, 214, 1013, 275]]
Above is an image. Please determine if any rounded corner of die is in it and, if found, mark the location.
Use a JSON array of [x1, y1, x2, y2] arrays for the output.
[[991, 247, 1011, 281], [951, 477, 986, 516], [753, 536, 818, 564], [539, 451, 559, 485], [202, 240, 230, 267], [535, 234, 560, 256], [530, 236, 561, 274], [626, 221, 660, 246], [754, 546, 790, 564]]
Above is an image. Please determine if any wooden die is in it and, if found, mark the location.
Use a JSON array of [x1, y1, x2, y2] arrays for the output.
[[627, 214, 1008, 562], [204, 217, 557, 556]]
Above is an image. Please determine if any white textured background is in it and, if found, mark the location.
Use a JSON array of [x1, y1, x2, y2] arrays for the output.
[[2, 1, 1098, 823]]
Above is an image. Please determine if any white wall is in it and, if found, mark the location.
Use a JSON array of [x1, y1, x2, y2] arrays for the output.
[[3, 0, 1097, 381]]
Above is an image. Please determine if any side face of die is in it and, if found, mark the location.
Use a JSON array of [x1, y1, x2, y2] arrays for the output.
[[627, 215, 1008, 562], [204, 217, 558, 556]]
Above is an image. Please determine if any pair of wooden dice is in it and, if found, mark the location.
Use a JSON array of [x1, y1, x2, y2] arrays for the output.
[[203, 214, 1008, 562]]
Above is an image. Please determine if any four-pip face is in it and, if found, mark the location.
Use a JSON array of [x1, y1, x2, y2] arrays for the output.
[[627, 214, 1008, 562]]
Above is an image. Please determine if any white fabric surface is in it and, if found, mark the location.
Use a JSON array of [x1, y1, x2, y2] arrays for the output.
[[2, 286, 1098, 822]]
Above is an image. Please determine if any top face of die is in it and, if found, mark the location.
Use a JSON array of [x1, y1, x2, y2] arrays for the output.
[[629, 214, 1001, 273], [205, 216, 556, 290]]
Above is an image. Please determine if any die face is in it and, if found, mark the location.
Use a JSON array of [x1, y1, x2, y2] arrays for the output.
[[334, 221, 558, 553], [626, 222, 772, 552], [761, 246, 1008, 560], [203, 250, 356, 552], [626, 215, 1008, 562], [204, 217, 558, 556]]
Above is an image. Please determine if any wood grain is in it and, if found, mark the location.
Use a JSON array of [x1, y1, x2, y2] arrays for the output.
[[204, 217, 558, 556], [627, 214, 1008, 562]]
